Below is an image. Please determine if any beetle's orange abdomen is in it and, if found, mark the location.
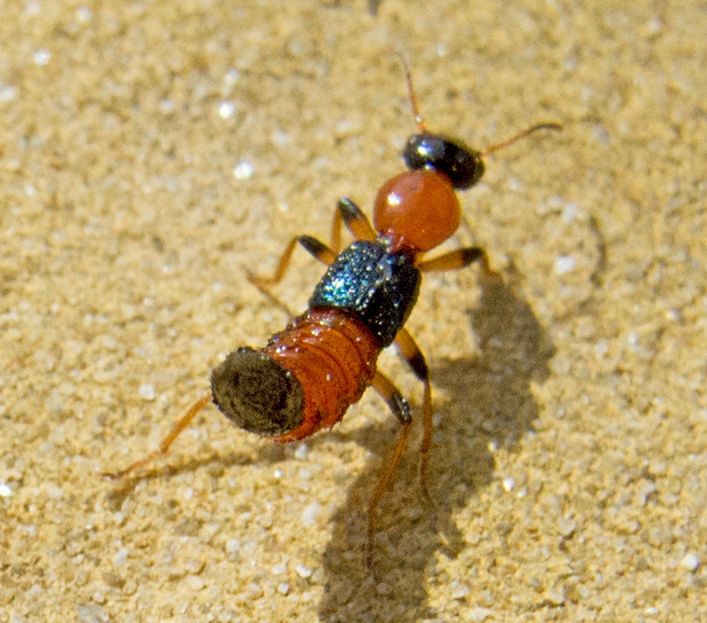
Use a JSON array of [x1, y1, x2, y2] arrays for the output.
[[265, 308, 381, 441]]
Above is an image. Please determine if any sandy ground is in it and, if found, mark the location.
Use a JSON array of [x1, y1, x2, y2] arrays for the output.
[[1, 1, 704, 622]]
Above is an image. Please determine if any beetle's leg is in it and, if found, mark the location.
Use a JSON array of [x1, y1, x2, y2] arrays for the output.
[[417, 246, 490, 273], [395, 328, 434, 504], [330, 197, 376, 252], [245, 236, 337, 317], [248, 235, 336, 286], [251, 196, 374, 288], [367, 370, 412, 566], [102, 394, 211, 481]]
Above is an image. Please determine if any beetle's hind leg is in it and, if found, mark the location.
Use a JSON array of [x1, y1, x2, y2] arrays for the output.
[[394, 328, 435, 504], [102, 394, 211, 481], [366, 370, 413, 566]]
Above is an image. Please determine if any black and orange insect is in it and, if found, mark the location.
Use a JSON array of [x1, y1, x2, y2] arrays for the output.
[[104, 61, 559, 553]]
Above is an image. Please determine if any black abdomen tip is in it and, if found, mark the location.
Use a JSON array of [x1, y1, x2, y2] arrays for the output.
[[211, 347, 304, 436]]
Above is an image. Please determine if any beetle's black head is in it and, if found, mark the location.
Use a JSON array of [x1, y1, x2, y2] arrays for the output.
[[403, 133, 484, 190]]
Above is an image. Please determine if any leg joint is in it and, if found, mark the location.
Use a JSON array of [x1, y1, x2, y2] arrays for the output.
[[337, 197, 361, 224], [390, 392, 411, 424], [407, 350, 429, 380], [298, 235, 328, 257]]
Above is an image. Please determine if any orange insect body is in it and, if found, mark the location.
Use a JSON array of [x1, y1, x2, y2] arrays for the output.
[[374, 169, 461, 253], [264, 308, 381, 441]]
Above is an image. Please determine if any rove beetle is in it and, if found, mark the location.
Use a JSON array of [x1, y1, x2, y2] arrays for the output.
[[104, 59, 560, 558]]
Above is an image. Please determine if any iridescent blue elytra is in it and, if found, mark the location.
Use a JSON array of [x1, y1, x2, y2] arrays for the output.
[[309, 240, 420, 346]]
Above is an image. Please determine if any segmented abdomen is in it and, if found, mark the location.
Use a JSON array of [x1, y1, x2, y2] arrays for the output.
[[265, 308, 381, 441]]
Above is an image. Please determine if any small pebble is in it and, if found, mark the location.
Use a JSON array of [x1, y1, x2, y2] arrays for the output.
[[502, 476, 515, 492], [680, 552, 699, 572], [554, 254, 576, 275], [160, 98, 175, 114], [467, 608, 493, 622], [33, 49, 51, 66], [24, 1, 41, 17], [218, 610, 238, 623], [185, 559, 204, 574], [113, 548, 128, 566], [0, 84, 17, 103], [46, 483, 64, 499], [561, 202, 579, 223], [301, 501, 320, 527], [558, 517, 576, 537], [138, 383, 156, 401], [644, 16, 662, 35], [232, 160, 254, 180], [546, 585, 566, 605], [223, 68, 240, 87], [218, 101, 236, 119], [75, 6, 93, 24], [451, 583, 470, 600], [271, 129, 290, 146], [295, 563, 313, 579], [638, 480, 657, 505], [76, 603, 109, 623]]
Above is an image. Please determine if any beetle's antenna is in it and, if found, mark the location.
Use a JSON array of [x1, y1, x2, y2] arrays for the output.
[[481, 122, 562, 156], [396, 52, 427, 133]]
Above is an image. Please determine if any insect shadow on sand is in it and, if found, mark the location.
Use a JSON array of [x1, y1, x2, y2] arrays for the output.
[[319, 265, 555, 622]]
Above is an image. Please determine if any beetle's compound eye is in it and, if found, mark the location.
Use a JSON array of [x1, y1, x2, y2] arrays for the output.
[[403, 133, 484, 190], [211, 347, 304, 436]]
